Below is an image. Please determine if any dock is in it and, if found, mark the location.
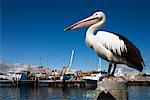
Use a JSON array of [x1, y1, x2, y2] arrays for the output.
[[0, 80, 14, 86], [39, 80, 84, 87], [1, 75, 150, 87], [127, 81, 150, 86], [0, 79, 85, 87]]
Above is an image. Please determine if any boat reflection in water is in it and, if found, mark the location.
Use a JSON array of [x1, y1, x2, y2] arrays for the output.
[[0, 86, 150, 99]]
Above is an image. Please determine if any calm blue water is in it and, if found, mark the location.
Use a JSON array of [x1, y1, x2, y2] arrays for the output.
[[0, 86, 150, 100]]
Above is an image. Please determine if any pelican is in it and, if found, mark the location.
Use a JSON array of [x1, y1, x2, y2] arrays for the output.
[[64, 11, 144, 75]]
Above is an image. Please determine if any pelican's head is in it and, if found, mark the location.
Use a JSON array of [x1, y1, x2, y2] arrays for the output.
[[64, 11, 106, 31]]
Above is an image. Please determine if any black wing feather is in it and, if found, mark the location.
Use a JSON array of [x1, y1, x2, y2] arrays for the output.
[[109, 31, 144, 72]]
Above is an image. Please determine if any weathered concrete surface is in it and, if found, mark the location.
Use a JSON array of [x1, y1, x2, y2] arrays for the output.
[[96, 76, 128, 100]]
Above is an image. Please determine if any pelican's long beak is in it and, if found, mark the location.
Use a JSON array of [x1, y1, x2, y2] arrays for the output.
[[64, 15, 99, 31]]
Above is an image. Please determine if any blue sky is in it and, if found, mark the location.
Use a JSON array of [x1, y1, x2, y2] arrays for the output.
[[1, 0, 150, 71]]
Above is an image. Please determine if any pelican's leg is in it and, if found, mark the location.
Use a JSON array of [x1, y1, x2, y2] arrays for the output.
[[108, 62, 112, 75], [111, 64, 117, 76]]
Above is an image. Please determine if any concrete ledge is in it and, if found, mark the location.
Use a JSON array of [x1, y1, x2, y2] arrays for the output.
[[96, 76, 128, 100]]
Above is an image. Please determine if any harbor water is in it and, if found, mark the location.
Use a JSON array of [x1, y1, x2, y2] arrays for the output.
[[0, 86, 150, 100]]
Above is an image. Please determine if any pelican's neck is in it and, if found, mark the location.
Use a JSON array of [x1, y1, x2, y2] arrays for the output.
[[85, 18, 105, 47], [86, 25, 96, 37], [86, 18, 105, 39]]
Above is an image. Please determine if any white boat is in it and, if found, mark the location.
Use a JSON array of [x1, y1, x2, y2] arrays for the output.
[[0, 73, 7, 80], [83, 71, 106, 87], [7, 71, 22, 80], [83, 72, 103, 81], [83, 58, 107, 87], [0, 71, 22, 80]]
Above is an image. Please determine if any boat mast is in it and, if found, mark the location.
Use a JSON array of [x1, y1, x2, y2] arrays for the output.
[[40, 52, 43, 66], [97, 57, 102, 71], [69, 49, 75, 69]]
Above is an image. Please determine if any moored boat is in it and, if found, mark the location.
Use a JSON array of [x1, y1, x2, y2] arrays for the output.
[[83, 71, 106, 87]]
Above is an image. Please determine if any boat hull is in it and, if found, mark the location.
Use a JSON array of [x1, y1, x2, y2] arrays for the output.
[[83, 79, 97, 87]]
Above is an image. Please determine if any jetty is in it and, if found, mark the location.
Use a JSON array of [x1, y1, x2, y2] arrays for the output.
[[0, 79, 85, 87], [1, 64, 150, 88], [1, 76, 150, 87]]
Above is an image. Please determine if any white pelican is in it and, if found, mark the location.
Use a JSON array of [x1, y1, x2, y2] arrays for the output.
[[64, 11, 144, 75]]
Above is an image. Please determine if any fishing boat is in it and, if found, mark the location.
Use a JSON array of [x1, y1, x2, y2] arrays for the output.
[[0, 71, 22, 80], [83, 58, 107, 87], [83, 71, 106, 87], [0, 72, 7, 80], [7, 71, 22, 80]]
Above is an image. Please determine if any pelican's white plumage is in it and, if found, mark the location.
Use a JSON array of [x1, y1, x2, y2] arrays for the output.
[[96, 31, 127, 56], [65, 11, 144, 75]]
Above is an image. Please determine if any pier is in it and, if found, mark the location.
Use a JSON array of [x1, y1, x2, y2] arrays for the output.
[[128, 80, 150, 86], [0, 79, 85, 87], [1, 78, 150, 87]]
